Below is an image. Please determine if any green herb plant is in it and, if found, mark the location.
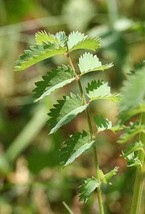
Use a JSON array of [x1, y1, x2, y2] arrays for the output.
[[118, 64, 145, 214], [15, 31, 118, 213]]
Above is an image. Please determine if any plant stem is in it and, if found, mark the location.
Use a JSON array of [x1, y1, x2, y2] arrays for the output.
[[66, 51, 105, 214], [93, 147, 105, 214], [62, 201, 74, 214], [130, 113, 145, 214]]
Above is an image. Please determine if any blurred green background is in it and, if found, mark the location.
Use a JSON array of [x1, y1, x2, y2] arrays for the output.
[[0, 0, 145, 213]]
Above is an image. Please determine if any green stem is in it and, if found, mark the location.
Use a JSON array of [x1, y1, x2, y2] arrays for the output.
[[130, 113, 145, 214], [66, 51, 104, 214], [93, 147, 105, 214], [62, 201, 74, 214]]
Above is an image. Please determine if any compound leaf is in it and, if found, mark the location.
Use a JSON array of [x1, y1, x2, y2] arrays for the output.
[[60, 131, 96, 167], [48, 93, 88, 134], [78, 52, 113, 74], [79, 177, 100, 203], [86, 80, 118, 102], [94, 115, 112, 132], [33, 65, 75, 102], [67, 32, 100, 52]]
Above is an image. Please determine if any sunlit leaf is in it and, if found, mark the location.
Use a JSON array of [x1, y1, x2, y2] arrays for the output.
[[78, 52, 113, 74], [36, 31, 67, 47], [15, 43, 66, 71], [48, 93, 88, 134], [60, 131, 96, 167], [86, 80, 118, 102], [35, 31, 57, 45], [33, 65, 75, 102], [94, 115, 112, 132], [67, 31, 100, 51]]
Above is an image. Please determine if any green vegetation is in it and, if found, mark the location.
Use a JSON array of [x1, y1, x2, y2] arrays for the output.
[[15, 30, 118, 213], [0, 1, 145, 213]]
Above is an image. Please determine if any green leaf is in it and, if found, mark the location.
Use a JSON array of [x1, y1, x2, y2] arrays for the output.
[[60, 131, 96, 167], [122, 142, 144, 167], [55, 31, 68, 47], [48, 93, 88, 134], [33, 65, 75, 102], [118, 122, 145, 144], [86, 80, 118, 102], [123, 153, 142, 167], [94, 115, 112, 132], [15, 43, 66, 71], [102, 167, 118, 184], [79, 167, 118, 202], [78, 52, 113, 74], [119, 67, 145, 112], [79, 177, 100, 203], [35, 31, 67, 47], [35, 31, 57, 45], [67, 31, 100, 52], [123, 141, 143, 156], [110, 124, 124, 133]]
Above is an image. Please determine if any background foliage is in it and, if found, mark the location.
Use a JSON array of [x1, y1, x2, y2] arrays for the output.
[[0, 0, 145, 213]]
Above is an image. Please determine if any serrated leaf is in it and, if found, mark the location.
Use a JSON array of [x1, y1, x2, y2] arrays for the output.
[[15, 43, 66, 71], [119, 67, 145, 112], [78, 52, 113, 74], [55, 31, 68, 47], [118, 122, 145, 144], [79, 177, 100, 203], [60, 131, 96, 167], [94, 115, 112, 132], [79, 166, 118, 202], [33, 65, 75, 102], [86, 80, 118, 102], [122, 141, 143, 167], [122, 141, 144, 167], [124, 153, 142, 167], [67, 31, 100, 51], [35, 31, 57, 45], [48, 93, 88, 134], [35, 31, 67, 47]]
